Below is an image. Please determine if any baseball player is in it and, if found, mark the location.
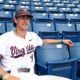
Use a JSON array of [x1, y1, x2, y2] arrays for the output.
[[0, 8, 73, 80]]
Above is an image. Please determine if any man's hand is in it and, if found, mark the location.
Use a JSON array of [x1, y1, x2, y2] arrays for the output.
[[62, 40, 73, 47]]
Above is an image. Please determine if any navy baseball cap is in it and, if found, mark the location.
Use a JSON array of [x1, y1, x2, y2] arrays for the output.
[[15, 8, 33, 19]]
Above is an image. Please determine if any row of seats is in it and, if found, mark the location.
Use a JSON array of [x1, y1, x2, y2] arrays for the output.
[[0, 0, 80, 13], [0, 4, 80, 14], [0, 11, 80, 18], [0, 0, 80, 6], [0, 11, 80, 24], [0, 22, 80, 33]]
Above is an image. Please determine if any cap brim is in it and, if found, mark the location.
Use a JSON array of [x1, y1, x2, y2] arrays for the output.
[[15, 14, 33, 19]]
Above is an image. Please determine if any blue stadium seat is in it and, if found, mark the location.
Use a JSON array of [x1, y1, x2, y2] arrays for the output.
[[6, 0, 17, 5], [62, 31, 80, 42], [32, 1, 42, 6], [46, 6, 59, 13], [33, 20, 55, 34], [19, 1, 31, 6], [69, 43, 80, 78], [49, 13, 66, 22], [55, 23, 76, 33], [72, 8, 80, 13], [77, 4, 80, 8], [69, 43, 80, 60], [71, 0, 80, 4], [54, 3, 65, 8], [16, 5, 31, 11], [66, 3, 76, 8], [52, 0, 60, 3], [35, 44, 77, 80], [62, 0, 70, 4], [0, 11, 12, 21], [76, 23, 80, 31], [66, 13, 80, 23], [44, 2, 53, 7], [2, 4, 15, 12], [43, 0, 52, 3], [0, 22, 6, 34], [59, 8, 72, 13], [31, 6, 46, 12], [32, 12, 49, 19], [6, 22, 15, 32], [0, 0, 4, 4], [39, 31, 59, 39]]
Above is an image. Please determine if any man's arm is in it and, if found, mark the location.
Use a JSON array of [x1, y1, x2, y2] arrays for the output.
[[43, 39, 73, 47], [0, 67, 21, 80]]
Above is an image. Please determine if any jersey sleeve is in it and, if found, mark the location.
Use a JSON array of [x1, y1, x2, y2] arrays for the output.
[[33, 32, 43, 47]]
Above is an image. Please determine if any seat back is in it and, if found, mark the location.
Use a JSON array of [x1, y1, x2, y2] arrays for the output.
[[35, 44, 77, 79], [39, 31, 59, 39], [69, 43, 80, 60], [0, 22, 6, 34], [55, 23, 76, 33], [62, 31, 80, 42], [33, 20, 55, 34], [36, 44, 69, 66]]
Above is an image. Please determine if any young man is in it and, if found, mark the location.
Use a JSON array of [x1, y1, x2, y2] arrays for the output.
[[0, 8, 73, 80]]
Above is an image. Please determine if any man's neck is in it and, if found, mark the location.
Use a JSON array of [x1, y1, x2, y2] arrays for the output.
[[14, 29, 27, 39]]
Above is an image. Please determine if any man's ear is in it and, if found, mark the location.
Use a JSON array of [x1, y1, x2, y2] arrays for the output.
[[13, 17, 17, 24]]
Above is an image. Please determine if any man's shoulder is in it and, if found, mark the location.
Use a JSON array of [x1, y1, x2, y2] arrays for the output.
[[0, 31, 13, 38], [27, 31, 37, 36]]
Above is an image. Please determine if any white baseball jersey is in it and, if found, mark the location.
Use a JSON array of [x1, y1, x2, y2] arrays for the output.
[[0, 31, 43, 73]]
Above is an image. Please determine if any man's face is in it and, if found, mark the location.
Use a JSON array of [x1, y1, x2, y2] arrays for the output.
[[14, 15, 31, 31]]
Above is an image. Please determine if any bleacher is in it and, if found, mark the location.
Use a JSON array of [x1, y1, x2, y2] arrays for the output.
[[0, 0, 80, 80]]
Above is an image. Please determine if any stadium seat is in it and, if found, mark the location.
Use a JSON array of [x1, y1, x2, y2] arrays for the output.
[[32, 1, 42, 6], [31, 6, 46, 12], [72, 8, 80, 13], [49, 13, 67, 22], [33, 20, 55, 34], [59, 8, 72, 13], [6, 22, 15, 32], [61, 0, 70, 4], [19, 1, 31, 6], [0, 11, 12, 21], [43, 0, 52, 3], [39, 31, 59, 39], [66, 13, 80, 23], [0, 22, 6, 34], [55, 23, 76, 33], [69, 43, 80, 60], [66, 3, 76, 8], [54, 3, 65, 8], [6, 0, 17, 5], [69, 43, 80, 78], [35, 44, 77, 80], [62, 31, 80, 42], [0, 0, 4, 4], [2, 4, 15, 12], [46, 6, 59, 13], [76, 23, 80, 31], [32, 12, 49, 19], [16, 5, 31, 11], [44, 2, 53, 7]]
